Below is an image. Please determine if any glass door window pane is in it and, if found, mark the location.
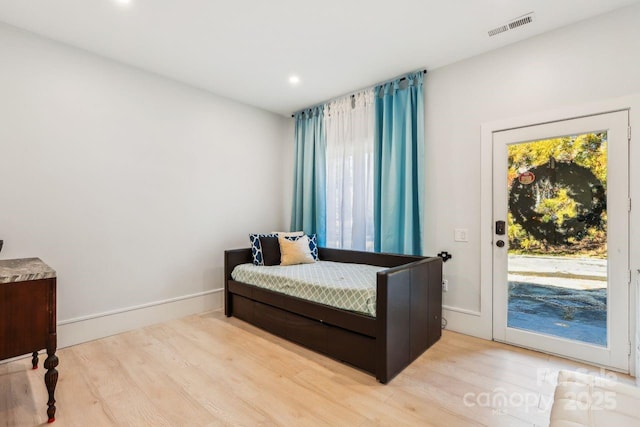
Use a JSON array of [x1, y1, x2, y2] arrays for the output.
[[506, 133, 608, 347]]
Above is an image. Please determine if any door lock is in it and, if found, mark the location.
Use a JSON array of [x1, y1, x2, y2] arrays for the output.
[[495, 220, 506, 235]]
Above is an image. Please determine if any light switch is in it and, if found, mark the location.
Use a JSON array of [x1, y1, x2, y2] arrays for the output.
[[454, 228, 468, 242]]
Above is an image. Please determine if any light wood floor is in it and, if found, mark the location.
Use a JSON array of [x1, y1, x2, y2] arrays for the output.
[[1, 311, 634, 427]]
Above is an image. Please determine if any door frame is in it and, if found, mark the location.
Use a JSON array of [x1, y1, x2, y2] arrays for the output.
[[479, 95, 639, 376]]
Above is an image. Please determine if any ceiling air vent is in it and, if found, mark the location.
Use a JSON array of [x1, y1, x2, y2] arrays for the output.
[[509, 14, 534, 30], [488, 25, 509, 37], [488, 12, 535, 37]]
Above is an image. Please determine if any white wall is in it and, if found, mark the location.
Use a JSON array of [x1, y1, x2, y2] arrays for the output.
[[0, 23, 290, 347], [424, 4, 640, 339]]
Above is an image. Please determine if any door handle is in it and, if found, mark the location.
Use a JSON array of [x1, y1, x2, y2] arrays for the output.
[[496, 240, 505, 248]]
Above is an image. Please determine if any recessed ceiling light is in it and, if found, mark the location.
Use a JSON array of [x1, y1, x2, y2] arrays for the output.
[[289, 75, 300, 85], [115, 0, 132, 5]]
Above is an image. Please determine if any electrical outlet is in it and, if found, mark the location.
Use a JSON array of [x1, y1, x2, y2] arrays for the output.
[[442, 279, 448, 292]]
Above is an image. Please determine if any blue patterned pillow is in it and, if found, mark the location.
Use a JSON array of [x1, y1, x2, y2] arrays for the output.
[[249, 233, 278, 265], [284, 233, 319, 261], [307, 234, 319, 260]]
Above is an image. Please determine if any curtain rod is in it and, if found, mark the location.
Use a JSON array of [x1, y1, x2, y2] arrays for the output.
[[291, 68, 427, 117]]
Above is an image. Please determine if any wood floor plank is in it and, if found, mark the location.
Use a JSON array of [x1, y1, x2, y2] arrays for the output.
[[1, 310, 635, 426], [0, 359, 40, 427], [52, 348, 118, 427]]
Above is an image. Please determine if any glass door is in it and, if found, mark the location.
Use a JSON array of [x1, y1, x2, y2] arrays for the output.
[[492, 111, 630, 371]]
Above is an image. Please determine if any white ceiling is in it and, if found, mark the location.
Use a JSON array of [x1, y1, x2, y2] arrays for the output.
[[0, 0, 638, 116]]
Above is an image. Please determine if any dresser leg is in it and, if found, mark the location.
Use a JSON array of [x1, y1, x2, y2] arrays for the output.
[[44, 352, 58, 423], [32, 351, 39, 369]]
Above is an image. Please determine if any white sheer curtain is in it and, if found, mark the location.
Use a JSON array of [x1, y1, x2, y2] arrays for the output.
[[324, 89, 375, 251]]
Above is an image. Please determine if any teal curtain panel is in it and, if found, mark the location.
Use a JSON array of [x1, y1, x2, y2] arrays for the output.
[[373, 71, 425, 255], [290, 106, 327, 246]]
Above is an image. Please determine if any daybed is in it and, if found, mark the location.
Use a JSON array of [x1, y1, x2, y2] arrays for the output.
[[224, 247, 443, 383]]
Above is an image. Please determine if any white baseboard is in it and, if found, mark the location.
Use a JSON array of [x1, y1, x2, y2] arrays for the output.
[[442, 306, 492, 340], [57, 288, 223, 349]]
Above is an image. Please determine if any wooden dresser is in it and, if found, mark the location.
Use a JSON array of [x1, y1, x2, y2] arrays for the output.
[[0, 258, 58, 423]]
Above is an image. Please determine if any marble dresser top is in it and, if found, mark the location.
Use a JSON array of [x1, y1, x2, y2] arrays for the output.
[[0, 258, 56, 284]]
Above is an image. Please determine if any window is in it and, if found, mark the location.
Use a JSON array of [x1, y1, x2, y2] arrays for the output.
[[325, 89, 375, 251]]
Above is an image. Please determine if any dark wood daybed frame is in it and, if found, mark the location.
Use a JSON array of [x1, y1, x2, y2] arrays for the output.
[[224, 247, 443, 384]]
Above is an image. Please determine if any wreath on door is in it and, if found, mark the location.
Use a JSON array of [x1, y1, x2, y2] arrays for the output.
[[509, 158, 605, 245]]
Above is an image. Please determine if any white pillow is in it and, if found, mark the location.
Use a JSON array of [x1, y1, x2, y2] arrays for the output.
[[278, 235, 315, 266]]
